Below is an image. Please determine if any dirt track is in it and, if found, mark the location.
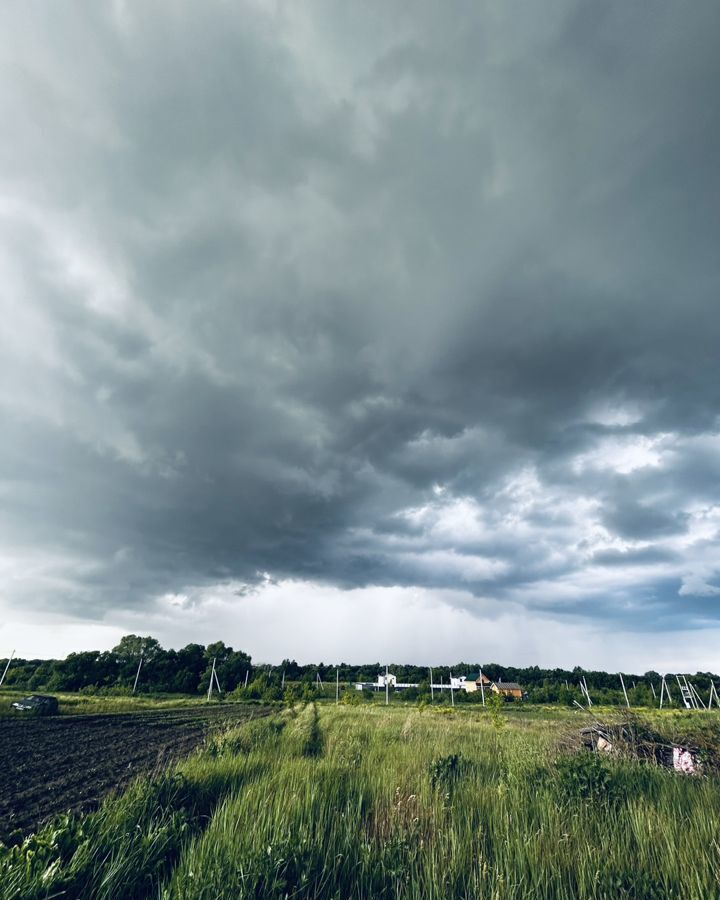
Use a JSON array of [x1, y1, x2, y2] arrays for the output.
[[0, 704, 266, 844]]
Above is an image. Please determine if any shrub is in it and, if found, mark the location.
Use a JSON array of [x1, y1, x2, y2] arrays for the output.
[[429, 753, 469, 790], [206, 717, 285, 757], [341, 689, 364, 706], [487, 689, 506, 730], [554, 751, 617, 801]]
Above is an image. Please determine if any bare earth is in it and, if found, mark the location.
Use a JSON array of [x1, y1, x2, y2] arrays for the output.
[[0, 704, 264, 844]]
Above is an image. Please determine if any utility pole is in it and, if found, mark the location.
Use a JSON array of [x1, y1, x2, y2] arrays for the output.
[[207, 657, 217, 702], [450, 672, 455, 707], [132, 654, 144, 694], [336, 668, 339, 705], [659, 675, 672, 708], [479, 667, 486, 707], [709, 681, 720, 709], [385, 665, 389, 706], [0, 650, 15, 688], [429, 667, 434, 701], [244, 669, 249, 688], [213, 664, 222, 696], [619, 672, 630, 708]]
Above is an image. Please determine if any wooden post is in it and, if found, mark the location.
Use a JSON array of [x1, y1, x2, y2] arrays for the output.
[[132, 654, 143, 694], [619, 672, 630, 708], [690, 681, 706, 710], [709, 681, 720, 709], [659, 675, 672, 708], [207, 657, 216, 702], [0, 650, 15, 688]]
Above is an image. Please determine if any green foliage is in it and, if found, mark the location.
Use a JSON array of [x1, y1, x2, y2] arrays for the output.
[[554, 750, 617, 801], [206, 717, 285, 758], [340, 688, 363, 705], [286, 703, 324, 758], [428, 752, 469, 790], [283, 684, 301, 706], [487, 688, 506, 729]]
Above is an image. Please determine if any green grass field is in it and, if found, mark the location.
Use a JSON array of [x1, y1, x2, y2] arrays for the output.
[[0, 688, 214, 717], [3, 702, 720, 899]]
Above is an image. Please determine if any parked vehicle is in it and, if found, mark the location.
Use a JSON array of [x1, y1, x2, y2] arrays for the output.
[[11, 695, 59, 716]]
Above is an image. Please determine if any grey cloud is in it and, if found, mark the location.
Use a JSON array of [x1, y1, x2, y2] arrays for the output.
[[1, 1, 720, 649], [601, 501, 684, 541]]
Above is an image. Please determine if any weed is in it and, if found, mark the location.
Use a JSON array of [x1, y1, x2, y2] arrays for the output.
[[429, 753, 469, 790], [554, 750, 617, 801]]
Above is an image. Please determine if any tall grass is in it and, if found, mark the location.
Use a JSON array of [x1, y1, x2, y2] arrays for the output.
[[0, 688, 214, 717], [4, 704, 720, 898], [167, 705, 720, 899]]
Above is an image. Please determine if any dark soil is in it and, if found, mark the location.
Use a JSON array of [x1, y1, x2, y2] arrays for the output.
[[0, 703, 266, 844]]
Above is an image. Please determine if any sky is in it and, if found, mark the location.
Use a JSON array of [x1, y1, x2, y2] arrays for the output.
[[1, 2, 720, 670]]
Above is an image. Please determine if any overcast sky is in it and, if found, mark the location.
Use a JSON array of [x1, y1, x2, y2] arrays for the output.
[[1, 2, 720, 670]]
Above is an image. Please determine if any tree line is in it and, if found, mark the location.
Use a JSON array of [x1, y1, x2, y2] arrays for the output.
[[1, 636, 717, 706]]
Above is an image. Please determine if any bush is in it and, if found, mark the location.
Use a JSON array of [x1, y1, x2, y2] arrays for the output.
[[554, 751, 617, 802], [429, 753, 469, 790], [207, 717, 285, 757]]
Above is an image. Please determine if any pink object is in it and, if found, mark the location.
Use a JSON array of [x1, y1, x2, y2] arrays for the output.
[[673, 746, 697, 774]]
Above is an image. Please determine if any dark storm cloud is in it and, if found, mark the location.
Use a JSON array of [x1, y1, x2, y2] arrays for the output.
[[1, 0, 720, 636]]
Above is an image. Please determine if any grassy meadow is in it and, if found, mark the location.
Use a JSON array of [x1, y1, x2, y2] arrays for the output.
[[3, 701, 720, 899], [0, 687, 212, 717]]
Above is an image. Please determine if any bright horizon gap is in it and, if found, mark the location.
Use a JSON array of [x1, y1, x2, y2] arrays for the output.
[[1, 580, 718, 674]]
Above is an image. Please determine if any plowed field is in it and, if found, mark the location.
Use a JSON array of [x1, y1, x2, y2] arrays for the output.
[[0, 704, 265, 844]]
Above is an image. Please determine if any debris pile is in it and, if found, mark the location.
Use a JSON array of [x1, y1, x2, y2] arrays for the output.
[[573, 718, 706, 775]]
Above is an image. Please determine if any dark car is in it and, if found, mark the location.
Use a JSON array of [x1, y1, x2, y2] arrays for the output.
[[11, 694, 59, 716]]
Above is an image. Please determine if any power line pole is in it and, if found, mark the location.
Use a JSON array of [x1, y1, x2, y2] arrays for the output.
[[132, 654, 144, 694], [207, 657, 217, 702], [336, 668, 339, 705], [619, 672, 629, 708], [385, 665, 389, 706], [213, 664, 222, 696], [429, 667, 434, 701], [0, 650, 15, 688]]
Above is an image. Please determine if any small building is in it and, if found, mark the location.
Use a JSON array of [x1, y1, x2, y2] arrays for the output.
[[462, 673, 480, 693], [460, 672, 493, 693], [491, 680, 524, 700], [354, 672, 419, 691]]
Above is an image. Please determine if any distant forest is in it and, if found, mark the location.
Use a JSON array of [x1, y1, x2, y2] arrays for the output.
[[1, 635, 717, 707]]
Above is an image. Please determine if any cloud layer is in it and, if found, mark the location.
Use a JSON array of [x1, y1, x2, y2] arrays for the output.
[[2, 1, 720, 665]]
